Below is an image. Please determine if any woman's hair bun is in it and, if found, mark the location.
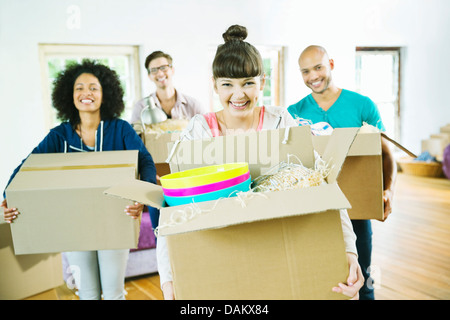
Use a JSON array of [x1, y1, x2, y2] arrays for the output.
[[222, 25, 248, 43]]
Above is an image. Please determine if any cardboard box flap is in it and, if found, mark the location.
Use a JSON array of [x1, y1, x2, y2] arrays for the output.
[[351, 132, 382, 156], [20, 150, 138, 169], [313, 131, 381, 157], [315, 131, 414, 159], [381, 133, 416, 158], [157, 182, 351, 237], [167, 125, 357, 185], [321, 127, 360, 183], [7, 151, 138, 192], [168, 125, 315, 177], [104, 179, 165, 209]]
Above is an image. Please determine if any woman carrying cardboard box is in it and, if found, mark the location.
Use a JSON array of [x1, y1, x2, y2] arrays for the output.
[[2, 59, 157, 300], [156, 24, 363, 300]]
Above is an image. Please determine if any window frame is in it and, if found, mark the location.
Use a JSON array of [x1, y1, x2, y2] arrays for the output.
[[355, 46, 402, 140], [38, 43, 141, 131]]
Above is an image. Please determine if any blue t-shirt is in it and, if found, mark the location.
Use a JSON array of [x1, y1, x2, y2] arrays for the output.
[[287, 89, 385, 131]]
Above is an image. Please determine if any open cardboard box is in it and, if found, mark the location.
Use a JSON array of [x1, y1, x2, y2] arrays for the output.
[[5, 150, 140, 255], [105, 126, 360, 299]]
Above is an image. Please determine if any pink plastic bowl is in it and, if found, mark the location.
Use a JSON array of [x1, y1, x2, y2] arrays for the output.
[[162, 171, 250, 197]]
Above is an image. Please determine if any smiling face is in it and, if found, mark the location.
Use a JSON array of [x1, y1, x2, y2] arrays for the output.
[[73, 73, 102, 114], [299, 47, 334, 94], [148, 57, 174, 89], [214, 76, 265, 119]]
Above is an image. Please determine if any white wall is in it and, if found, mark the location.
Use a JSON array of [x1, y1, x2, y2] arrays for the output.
[[1, 0, 450, 193]]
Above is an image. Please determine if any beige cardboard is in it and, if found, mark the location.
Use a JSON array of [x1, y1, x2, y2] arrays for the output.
[[105, 126, 358, 299], [159, 182, 350, 236], [162, 126, 357, 300], [105, 126, 357, 214], [104, 183, 350, 299], [430, 133, 450, 144], [441, 124, 450, 135], [422, 137, 448, 161], [0, 223, 63, 299], [144, 132, 181, 163], [105, 181, 350, 234], [168, 126, 316, 175], [168, 210, 348, 300], [105, 178, 165, 209], [5, 151, 140, 255], [313, 132, 384, 220], [133, 124, 174, 181], [133, 123, 182, 164]]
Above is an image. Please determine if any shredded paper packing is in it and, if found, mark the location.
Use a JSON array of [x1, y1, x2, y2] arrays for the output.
[[251, 154, 332, 192], [145, 118, 189, 135]]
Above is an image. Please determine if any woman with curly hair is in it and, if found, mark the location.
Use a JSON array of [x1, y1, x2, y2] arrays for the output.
[[2, 59, 156, 300]]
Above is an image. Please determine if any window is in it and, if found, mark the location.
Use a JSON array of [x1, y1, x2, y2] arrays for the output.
[[355, 47, 401, 140], [258, 46, 284, 108], [39, 44, 141, 130], [208, 45, 284, 112]]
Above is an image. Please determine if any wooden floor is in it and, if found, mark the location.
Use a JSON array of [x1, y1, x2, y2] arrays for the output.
[[25, 273, 164, 300], [371, 173, 450, 300], [26, 173, 450, 300]]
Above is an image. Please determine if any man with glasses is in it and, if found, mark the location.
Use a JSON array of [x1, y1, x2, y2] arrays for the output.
[[130, 51, 205, 123], [130, 51, 205, 243]]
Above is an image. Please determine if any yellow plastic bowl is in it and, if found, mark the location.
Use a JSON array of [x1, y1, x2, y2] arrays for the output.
[[160, 163, 249, 189]]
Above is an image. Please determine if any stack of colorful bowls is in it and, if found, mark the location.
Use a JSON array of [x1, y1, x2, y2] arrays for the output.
[[160, 163, 251, 206]]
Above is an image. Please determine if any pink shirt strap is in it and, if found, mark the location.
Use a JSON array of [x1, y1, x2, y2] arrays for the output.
[[203, 106, 265, 137], [203, 112, 221, 137], [257, 106, 265, 131]]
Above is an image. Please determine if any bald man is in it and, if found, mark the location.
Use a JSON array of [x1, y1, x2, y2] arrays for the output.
[[288, 45, 396, 300]]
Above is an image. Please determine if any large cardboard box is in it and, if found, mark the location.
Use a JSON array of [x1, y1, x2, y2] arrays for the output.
[[0, 222, 63, 300], [105, 126, 359, 299], [5, 150, 140, 255]]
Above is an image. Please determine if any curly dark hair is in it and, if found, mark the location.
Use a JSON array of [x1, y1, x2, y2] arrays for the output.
[[51, 59, 124, 127]]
